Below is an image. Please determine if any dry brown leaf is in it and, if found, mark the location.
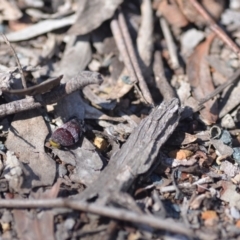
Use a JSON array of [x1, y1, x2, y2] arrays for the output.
[[177, 0, 225, 26], [201, 210, 218, 219], [201, 210, 219, 226], [187, 33, 218, 125], [3, 75, 63, 96], [12, 180, 61, 240], [5, 109, 56, 192], [221, 181, 240, 209], [8, 20, 32, 31], [236, 220, 240, 228], [68, 0, 124, 35], [156, 0, 189, 28], [168, 149, 193, 160]]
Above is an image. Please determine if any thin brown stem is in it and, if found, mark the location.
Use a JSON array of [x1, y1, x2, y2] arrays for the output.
[[159, 17, 180, 69], [189, 0, 240, 57], [116, 9, 154, 105], [1, 34, 27, 89], [110, 17, 137, 84], [0, 71, 103, 117], [0, 198, 193, 236], [153, 50, 177, 101], [110, 15, 147, 105], [199, 68, 240, 106]]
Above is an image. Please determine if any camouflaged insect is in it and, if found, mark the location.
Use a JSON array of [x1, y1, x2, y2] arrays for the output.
[[50, 118, 83, 148]]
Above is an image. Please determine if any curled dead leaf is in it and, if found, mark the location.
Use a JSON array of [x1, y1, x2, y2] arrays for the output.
[[187, 33, 218, 125]]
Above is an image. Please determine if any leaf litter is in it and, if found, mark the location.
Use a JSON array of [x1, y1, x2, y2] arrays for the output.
[[2, 0, 240, 240]]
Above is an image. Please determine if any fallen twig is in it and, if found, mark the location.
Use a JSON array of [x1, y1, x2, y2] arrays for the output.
[[0, 71, 103, 117], [153, 50, 177, 100], [159, 17, 180, 69], [111, 9, 154, 105], [159, 176, 213, 193], [1, 34, 27, 89], [199, 68, 240, 105], [189, 0, 240, 57], [0, 198, 193, 236]]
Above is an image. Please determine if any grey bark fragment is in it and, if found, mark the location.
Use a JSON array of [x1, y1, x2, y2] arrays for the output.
[[77, 98, 181, 202]]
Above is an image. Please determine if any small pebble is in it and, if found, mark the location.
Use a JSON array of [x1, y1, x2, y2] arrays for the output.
[[58, 164, 67, 177], [121, 75, 134, 84], [233, 147, 240, 163], [221, 114, 236, 129], [230, 206, 240, 219], [181, 28, 205, 54], [220, 130, 232, 146], [88, 59, 101, 72], [230, 59, 240, 69], [0, 144, 6, 152], [220, 48, 231, 60], [64, 218, 75, 230], [230, 0, 240, 10]]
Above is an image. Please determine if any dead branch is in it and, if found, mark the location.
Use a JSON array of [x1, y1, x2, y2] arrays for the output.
[[110, 9, 154, 105], [199, 68, 240, 105], [189, 0, 240, 57], [78, 98, 180, 202], [153, 50, 177, 100], [0, 198, 193, 236], [159, 17, 180, 69], [0, 71, 103, 117]]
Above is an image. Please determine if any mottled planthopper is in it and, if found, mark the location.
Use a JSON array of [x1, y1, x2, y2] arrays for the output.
[[50, 118, 84, 148]]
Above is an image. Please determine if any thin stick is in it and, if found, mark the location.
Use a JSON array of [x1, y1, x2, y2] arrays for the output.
[[0, 71, 103, 117], [189, 0, 240, 57], [0, 198, 193, 236], [110, 15, 149, 105], [159, 17, 180, 69], [153, 50, 177, 100], [117, 9, 154, 105], [110, 17, 138, 84], [198, 68, 240, 105], [1, 34, 27, 89]]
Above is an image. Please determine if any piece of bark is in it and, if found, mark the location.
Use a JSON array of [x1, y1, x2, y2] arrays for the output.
[[77, 98, 180, 203], [5, 109, 56, 192], [52, 138, 104, 186]]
